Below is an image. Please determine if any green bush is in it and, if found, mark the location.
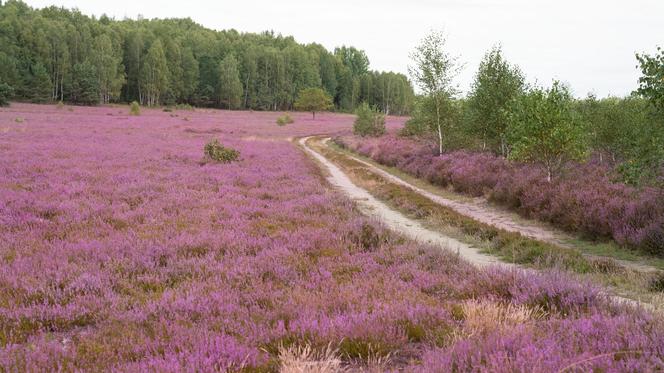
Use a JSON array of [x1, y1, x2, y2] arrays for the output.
[[276, 113, 294, 126], [176, 103, 194, 111], [400, 116, 428, 137], [129, 101, 141, 116], [353, 102, 385, 137], [0, 83, 14, 107], [204, 139, 240, 163]]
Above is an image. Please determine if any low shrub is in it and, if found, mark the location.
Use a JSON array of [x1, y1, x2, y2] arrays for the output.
[[56, 101, 64, 109], [176, 103, 194, 111], [277, 113, 294, 126], [129, 101, 141, 116], [204, 139, 240, 163], [353, 103, 385, 137]]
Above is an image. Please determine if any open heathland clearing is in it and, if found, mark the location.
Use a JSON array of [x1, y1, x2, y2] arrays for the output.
[[1, 104, 663, 371]]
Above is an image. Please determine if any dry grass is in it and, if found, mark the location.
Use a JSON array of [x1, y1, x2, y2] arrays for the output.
[[458, 299, 547, 338], [278, 343, 346, 373], [364, 350, 392, 373]]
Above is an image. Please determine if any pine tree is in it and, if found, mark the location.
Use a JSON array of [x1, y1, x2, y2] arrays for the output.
[[30, 63, 52, 103], [70, 61, 100, 105]]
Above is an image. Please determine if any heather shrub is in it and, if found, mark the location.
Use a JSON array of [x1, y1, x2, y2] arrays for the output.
[[418, 313, 664, 372], [2, 105, 663, 371], [337, 134, 664, 256], [129, 101, 141, 115], [353, 103, 385, 137], [0, 82, 13, 107], [204, 139, 240, 163], [277, 113, 294, 126]]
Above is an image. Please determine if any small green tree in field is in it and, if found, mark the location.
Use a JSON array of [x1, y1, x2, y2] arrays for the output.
[[294, 88, 333, 119], [507, 81, 587, 182], [0, 83, 13, 107], [204, 139, 239, 163], [129, 101, 141, 115], [353, 103, 385, 137], [409, 30, 461, 155]]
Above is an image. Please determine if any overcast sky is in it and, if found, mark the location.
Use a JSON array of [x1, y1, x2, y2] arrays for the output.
[[25, 0, 664, 97]]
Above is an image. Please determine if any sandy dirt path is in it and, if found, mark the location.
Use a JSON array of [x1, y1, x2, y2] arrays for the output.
[[324, 138, 664, 275], [300, 136, 511, 268], [326, 138, 566, 244], [301, 136, 659, 310]]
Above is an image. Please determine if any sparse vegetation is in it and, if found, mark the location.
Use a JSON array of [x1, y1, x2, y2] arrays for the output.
[[278, 344, 344, 373]]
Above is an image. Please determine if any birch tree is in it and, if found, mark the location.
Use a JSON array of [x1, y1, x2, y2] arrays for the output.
[[218, 54, 243, 109], [140, 40, 169, 106], [408, 31, 461, 155]]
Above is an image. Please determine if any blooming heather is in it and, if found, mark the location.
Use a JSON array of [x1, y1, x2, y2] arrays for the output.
[[336, 134, 664, 256], [0, 104, 662, 371]]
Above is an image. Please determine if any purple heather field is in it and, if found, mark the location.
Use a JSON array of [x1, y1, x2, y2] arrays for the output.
[[0, 104, 663, 372], [336, 134, 664, 256]]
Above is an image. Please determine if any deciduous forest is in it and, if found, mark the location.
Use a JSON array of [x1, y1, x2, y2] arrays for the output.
[[0, 0, 414, 113]]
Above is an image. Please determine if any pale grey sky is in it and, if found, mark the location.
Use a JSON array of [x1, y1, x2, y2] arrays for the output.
[[25, 0, 664, 97]]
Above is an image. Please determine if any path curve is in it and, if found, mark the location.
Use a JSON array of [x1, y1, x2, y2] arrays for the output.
[[326, 138, 563, 244], [325, 138, 664, 274], [300, 136, 511, 268], [300, 136, 655, 310]]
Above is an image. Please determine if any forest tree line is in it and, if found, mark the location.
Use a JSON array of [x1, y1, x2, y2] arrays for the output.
[[0, 1, 414, 114]]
